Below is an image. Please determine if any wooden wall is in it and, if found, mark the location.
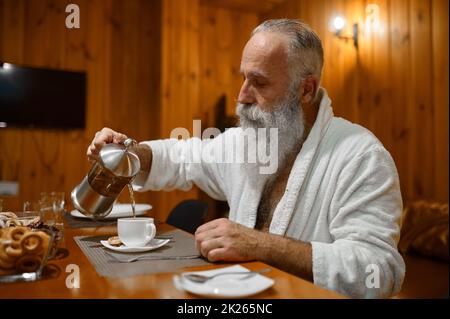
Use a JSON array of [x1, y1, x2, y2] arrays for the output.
[[1, 0, 448, 221], [200, 5, 259, 117], [261, 0, 449, 203], [157, 0, 259, 218], [0, 0, 259, 220], [157, 0, 201, 218], [0, 0, 162, 214]]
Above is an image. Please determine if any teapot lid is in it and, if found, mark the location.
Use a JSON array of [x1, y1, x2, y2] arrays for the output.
[[98, 138, 141, 177]]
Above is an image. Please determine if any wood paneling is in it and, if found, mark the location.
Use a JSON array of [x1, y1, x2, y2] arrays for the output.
[[0, 0, 258, 221], [202, 0, 286, 14], [431, 0, 449, 202], [200, 5, 259, 117], [157, 1, 259, 220], [261, 0, 449, 203], [1, 0, 447, 221], [390, 0, 412, 204], [157, 0, 201, 219], [409, 0, 434, 200], [0, 0, 161, 214]]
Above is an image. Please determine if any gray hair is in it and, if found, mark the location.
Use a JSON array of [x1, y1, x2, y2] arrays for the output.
[[252, 19, 324, 89]]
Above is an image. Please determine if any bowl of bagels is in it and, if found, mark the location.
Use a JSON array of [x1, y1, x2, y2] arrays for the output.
[[0, 212, 56, 282]]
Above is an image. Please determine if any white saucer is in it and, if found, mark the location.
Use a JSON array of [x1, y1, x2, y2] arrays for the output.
[[100, 238, 170, 253], [173, 265, 274, 298], [70, 203, 152, 220]]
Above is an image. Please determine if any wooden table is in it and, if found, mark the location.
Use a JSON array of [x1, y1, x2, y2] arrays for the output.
[[0, 222, 343, 299]]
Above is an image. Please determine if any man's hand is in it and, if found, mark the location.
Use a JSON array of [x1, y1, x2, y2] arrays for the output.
[[86, 127, 128, 161], [195, 217, 313, 281], [194, 218, 262, 262]]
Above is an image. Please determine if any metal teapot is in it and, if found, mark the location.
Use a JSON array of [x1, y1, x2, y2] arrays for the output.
[[71, 138, 141, 219]]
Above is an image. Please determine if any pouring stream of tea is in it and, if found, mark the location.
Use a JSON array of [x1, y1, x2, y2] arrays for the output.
[[128, 183, 136, 218]]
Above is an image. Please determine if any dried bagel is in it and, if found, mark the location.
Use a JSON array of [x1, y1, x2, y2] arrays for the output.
[[107, 236, 122, 246], [0, 226, 51, 276]]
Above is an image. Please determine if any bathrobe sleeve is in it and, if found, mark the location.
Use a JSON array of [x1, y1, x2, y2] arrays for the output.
[[311, 146, 405, 298], [132, 137, 228, 201]]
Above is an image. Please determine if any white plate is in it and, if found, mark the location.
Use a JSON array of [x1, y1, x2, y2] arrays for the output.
[[100, 238, 170, 253], [70, 203, 152, 220], [173, 265, 274, 298]]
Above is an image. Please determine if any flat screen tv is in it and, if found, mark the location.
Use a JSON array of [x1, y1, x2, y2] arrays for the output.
[[0, 62, 86, 129]]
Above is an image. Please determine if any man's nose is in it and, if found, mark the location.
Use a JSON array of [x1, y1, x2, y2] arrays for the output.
[[238, 81, 256, 105]]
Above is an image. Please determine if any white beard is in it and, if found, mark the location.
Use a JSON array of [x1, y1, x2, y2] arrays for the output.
[[236, 89, 305, 188]]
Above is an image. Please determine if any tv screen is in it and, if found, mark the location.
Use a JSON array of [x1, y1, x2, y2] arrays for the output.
[[0, 62, 86, 129]]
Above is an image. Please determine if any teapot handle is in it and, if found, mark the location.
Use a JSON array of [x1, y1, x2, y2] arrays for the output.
[[123, 138, 137, 149]]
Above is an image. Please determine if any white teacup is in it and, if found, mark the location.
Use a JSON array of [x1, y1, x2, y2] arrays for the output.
[[117, 217, 156, 247]]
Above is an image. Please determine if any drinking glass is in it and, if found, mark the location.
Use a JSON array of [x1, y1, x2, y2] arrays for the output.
[[51, 192, 65, 247], [40, 193, 55, 225], [51, 192, 65, 221], [21, 200, 42, 219], [40, 192, 66, 256]]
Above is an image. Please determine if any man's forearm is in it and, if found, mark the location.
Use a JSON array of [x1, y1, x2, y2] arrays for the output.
[[255, 231, 313, 282], [133, 143, 153, 183]]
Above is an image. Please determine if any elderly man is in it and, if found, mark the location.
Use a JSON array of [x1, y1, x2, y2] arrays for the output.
[[87, 19, 405, 298]]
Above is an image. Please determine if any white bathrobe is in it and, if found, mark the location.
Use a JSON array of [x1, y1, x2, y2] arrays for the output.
[[134, 88, 405, 298]]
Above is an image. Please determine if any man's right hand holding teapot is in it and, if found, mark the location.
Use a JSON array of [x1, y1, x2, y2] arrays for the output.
[[87, 127, 152, 174], [87, 127, 129, 162]]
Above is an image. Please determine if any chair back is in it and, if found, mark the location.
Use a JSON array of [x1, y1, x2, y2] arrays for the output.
[[166, 199, 208, 234]]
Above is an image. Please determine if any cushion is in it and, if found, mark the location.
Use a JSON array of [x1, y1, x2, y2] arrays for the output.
[[399, 200, 449, 262]]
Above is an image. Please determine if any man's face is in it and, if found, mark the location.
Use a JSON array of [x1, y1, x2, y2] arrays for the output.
[[235, 32, 305, 180], [238, 32, 292, 111]]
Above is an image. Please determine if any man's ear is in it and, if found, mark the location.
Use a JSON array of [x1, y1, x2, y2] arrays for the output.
[[300, 75, 318, 105]]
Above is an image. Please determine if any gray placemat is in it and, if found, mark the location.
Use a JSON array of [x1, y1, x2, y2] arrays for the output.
[[74, 229, 211, 278], [64, 212, 118, 228]]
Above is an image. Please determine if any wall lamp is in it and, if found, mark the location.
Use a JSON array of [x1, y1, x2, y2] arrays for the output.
[[330, 16, 359, 49], [329, 4, 381, 50]]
